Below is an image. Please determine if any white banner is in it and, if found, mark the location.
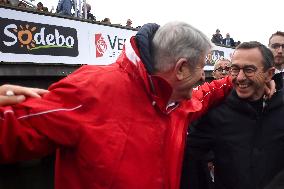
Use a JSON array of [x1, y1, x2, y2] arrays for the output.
[[205, 45, 235, 70], [0, 7, 136, 65]]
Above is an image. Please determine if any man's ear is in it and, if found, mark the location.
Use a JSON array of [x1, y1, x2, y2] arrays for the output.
[[174, 58, 190, 81], [212, 71, 216, 79], [265, 67, 275, 82]]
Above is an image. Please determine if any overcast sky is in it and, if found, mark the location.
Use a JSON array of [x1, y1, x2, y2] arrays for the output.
[[31, 0, 284, 45]]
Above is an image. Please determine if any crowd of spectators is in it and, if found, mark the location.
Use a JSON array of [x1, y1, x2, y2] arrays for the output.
[[7, 1, 250, 32], [0, 0, 10, 5], [0, 0, 49, 11], [0, 0, 139, 29], [211, 28, 241, 47]]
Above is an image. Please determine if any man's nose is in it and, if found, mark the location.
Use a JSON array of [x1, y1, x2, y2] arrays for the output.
[[277, 46, 284, 53], [236, 69, 246, 80]]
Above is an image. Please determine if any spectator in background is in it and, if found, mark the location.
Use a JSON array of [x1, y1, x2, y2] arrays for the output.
[[211, 29, 223, 45], [126, 19, 133, 28], [56, 0, 74, 16], [268, 31, 284, 72], [101, 17, 111, 24], [0, 0, 10, 5], [212, 59, 231, 79], [37, 2, 44, 11], [223, 33, 235, 47], [17, 2, 26, 8], [235, 41, 241, 47], [82, 3, 95, 21], [42, 6, 48, 12], [269, 31, 284, 91]]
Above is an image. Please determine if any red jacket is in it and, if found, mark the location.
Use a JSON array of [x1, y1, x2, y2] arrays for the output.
[[0, 37, 231, 189]]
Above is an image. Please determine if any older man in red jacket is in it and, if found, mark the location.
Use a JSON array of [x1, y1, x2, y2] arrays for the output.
[[0, 21, 235, 189]]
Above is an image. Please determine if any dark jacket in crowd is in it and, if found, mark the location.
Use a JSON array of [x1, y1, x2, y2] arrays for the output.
[[211, 34, 223, 45], [272, 72, 284, 91], [222, 37, 235, 47], [181, 123, 215, 189], [87, 12, 95, 21], [182, 89, 284, 189]]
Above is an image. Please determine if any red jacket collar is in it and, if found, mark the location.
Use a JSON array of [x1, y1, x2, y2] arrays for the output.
[[116, 37, 174, 114]]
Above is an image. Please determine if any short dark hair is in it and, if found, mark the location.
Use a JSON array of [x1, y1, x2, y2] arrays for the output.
[[18, 2, 26, 7], [235, 41, 274, 70], [269, 31, 284, 45], [37, 2, 43, 6]]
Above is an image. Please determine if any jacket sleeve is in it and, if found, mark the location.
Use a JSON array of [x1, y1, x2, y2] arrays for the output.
[[181, 114, 216, 189], [190, 76, 232, 122], [0, 75, 85, 163]]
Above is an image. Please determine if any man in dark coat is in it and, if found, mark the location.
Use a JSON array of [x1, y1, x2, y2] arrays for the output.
[[222, 33, 235, 47], [211, 29, 223, 45], [181, 41, 284, 189]]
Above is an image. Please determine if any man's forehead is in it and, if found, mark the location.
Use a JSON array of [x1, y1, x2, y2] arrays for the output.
[[270, 35, 284, 44], [215, 60, 230, 67], [232, 48, 262, 64]]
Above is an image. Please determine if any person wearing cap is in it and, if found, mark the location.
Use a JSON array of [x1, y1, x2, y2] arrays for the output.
[[211, 29, 223, 45]]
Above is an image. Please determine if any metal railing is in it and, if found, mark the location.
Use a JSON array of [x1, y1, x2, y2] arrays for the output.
[[17, 0, 88, 19]]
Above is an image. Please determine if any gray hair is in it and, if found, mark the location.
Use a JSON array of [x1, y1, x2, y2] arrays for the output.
[[213, 58, 231, 70], [151, 21, 212, 72]]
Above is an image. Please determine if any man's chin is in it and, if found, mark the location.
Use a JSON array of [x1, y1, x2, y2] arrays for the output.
[[274, 59, 284, 66], [236, 89, 254, 100]]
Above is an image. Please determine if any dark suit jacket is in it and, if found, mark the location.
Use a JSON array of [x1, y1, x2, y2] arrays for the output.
[[272, 72, 284, 91], [222, 38, 235, 47]]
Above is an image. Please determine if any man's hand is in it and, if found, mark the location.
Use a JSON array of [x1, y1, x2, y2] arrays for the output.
[[0, 84, 48, 106], [264, 80, 276, 99]]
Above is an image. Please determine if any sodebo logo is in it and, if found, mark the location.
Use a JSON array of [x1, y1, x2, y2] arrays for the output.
[[0, 18, 78, 57]]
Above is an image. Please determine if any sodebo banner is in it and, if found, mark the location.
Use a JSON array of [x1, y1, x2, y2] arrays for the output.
[[204, 45, 234, 70], [0, 18, 78, 57], [0, 7, 136, 65]]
